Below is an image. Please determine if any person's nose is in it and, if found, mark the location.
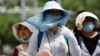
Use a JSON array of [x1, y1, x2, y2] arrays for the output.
[[20, 31, 26, 36]]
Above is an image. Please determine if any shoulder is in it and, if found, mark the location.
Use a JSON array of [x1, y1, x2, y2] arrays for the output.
[[61, 26, 73, 34], [16, 44, 24, 51], [60, 26, 75, 37], [12, 47, 18, 56]]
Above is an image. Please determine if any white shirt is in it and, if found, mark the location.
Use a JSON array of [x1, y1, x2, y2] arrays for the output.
[[28, 26, 81, 56]]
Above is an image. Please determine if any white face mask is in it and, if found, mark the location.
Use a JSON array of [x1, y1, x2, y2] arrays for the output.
[[19, 38, 30, 43]]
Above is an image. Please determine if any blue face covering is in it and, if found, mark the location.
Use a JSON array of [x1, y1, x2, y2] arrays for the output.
[[44, 13, 63, 23], [39, 13, 63, 31], [19, 38, 30, 43], [83, 21, 95, 32]]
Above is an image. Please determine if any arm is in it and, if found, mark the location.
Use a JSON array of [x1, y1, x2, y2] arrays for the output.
[[60, 26, 81, 56], [36, 49, 52, 56], [28, 34, 37, 56], [28, 29, 39, 56]]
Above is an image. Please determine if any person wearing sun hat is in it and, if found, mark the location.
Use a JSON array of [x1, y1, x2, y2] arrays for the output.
[[27, 1, 81, 56], [12, 21, 37, 56]]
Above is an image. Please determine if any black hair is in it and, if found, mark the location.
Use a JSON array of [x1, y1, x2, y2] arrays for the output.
[[75, 10, 86, 17], [84, 16, 96, 23]]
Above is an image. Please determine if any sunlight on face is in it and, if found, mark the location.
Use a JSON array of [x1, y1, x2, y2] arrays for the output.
[[18, 25, 32, 39]]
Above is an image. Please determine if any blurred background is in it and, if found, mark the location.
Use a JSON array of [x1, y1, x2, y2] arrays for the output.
[[0, 0, 100, 56]]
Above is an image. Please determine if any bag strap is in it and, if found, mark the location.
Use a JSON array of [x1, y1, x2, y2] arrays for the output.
[[37, 31, 43, 51], [74, 32, 82, 48], [64, 36, 68, 44], [64, 36, 70, 56]]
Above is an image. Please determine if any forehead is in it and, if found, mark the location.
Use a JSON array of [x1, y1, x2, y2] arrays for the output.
[[18, 24, 28, 30], [46, 9, 61, 12], [85, 16, 95, 22]]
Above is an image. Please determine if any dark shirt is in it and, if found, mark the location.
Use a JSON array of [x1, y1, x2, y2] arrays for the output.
[[82, 33, 100, 55], [74, 28, 100, 55]]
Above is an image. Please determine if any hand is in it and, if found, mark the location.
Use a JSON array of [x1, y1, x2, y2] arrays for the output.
[[36, 50, 52, 56]]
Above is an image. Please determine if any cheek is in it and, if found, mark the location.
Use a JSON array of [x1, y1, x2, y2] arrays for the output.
[[19, 30, 32, 38], [24, 31, 32, 38], [19, 31, 25, 37], [19, 31, 28, 37]]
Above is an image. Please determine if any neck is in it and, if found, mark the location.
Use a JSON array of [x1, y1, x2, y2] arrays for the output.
[[81, 31, 98, 38], [49, 26, 59, 34]]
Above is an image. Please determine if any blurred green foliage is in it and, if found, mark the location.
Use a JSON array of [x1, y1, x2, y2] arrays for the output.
[[0, 0, 100, 45], [0, 14, 21, 45], [61, 0, 100, 28]]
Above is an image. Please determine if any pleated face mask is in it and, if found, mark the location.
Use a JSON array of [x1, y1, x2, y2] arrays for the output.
[[83, 21, 95, 32]]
